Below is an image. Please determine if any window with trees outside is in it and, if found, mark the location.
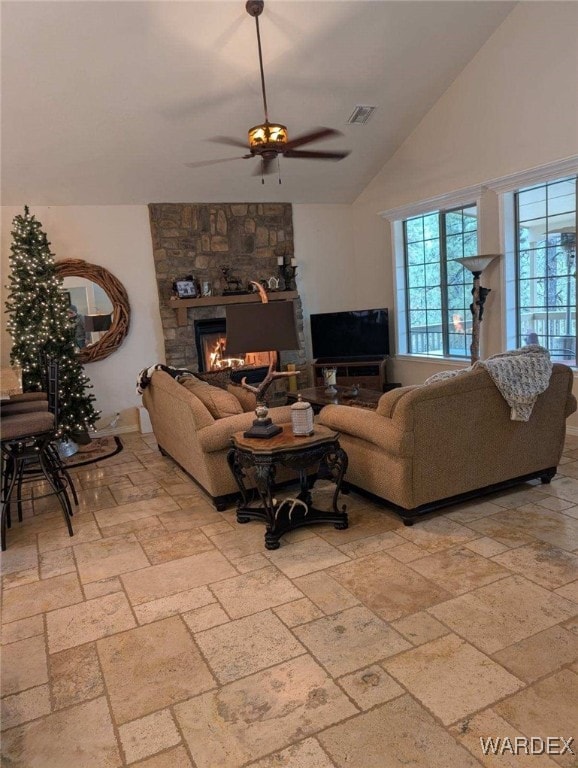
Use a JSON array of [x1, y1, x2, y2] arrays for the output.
[[403, 204, 478, 357], [516, 176, 577, 366]]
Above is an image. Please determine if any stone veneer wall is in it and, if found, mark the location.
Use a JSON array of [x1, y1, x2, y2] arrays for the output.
[[148, 203, 307, 373]]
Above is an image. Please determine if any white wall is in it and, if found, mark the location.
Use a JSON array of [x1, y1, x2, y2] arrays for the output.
[[1, 206, 165, 429], [351, 2, 578, 421]]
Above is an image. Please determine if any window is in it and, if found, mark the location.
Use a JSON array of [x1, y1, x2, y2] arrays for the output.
[[403, 204, 478, 357], [516, 176, 577, 365]]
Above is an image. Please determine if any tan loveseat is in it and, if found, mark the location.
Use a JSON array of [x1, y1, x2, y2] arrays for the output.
[[142, 371, 293, 509], [318, 364, 576, 524]]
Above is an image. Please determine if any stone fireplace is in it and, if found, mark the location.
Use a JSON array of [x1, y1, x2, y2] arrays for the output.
[[148, 203, 307, 376]]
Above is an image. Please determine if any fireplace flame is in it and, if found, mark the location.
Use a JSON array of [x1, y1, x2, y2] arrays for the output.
[[208, 337, 245, 370]]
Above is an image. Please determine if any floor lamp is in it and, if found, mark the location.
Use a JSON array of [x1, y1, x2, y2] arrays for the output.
[[456, 254, 501, 364]]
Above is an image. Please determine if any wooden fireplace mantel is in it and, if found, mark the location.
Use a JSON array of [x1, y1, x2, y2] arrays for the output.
[[170, 291, 299, 327]]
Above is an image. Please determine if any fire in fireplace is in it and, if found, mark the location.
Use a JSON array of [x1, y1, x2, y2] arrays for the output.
[[194, 319, 274, 373]]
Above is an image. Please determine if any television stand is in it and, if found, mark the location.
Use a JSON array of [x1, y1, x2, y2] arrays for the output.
[[312, 357, 388, 392]]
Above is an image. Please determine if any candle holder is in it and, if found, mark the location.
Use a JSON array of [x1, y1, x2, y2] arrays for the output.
[[281, 263, 297, 291]]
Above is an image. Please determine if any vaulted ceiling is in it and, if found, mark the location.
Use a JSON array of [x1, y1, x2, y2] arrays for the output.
[[1, 1, 515, 205]]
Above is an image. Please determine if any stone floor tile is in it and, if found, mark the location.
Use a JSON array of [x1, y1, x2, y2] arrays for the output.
[[140, 529, 215, 564], [0, 684, 51, 731], [83, 575, 123, 599], [1, 634, 48, 695], [273, 597, 324, 627], [97, 616, 215, 724], [100, 516, 168, 542], [329, 552, 451, 621], [46, 591, 136, 653], [0, 543, 38, 576], [246, 738, 337, 768], [336, 530, 406, 559], [110, 483, 167, 505], [130, 745, 193, 768], [174, 655, 356, 768], [384, 634, 523, 725], [463, 515, 536, 547], [210, 524, 276, 560], [294, 606, 410, 677], [200, 520, 235, 537], [74, 485, 116, 512], [1, 567, 39, 590], [451, 708, 560, 768], [396, 516, 478, 553], [316, 511, 399, 546], [390, 611, 450, 646], [407, 547, 510, 595], [195, 609, 305, 683], [94, 497, 180, 528], [318, 694, 481, 768], [182, 603, 230, 633], [293, 571, 360, 614], [463, 536, 510, 557], [1, 614, 44, 646], [555, 579, 578, 602], [158, 507, 220, 531], [133, 585, 215, 625], [49, 642, 105, 709], [444, 500, 505, 525], [1, 572, 83, 623], [494, 670, 578, 768], [74, 533, 149, 583], [39, 546, 75, 579], [534, 494, 576, 512], [264, 537, 350, 578], [337, 665, 404, 710], [118, 709, 181, 764], [0, 696, 121, 766], [491, 541, 578, 589], [386, 542, 428, 562], [484, 506, 578, 552], [121, 549, 237, 605], [492, 625, 578, 683], [232, 552, 270, 573], [37, 520, 102, 553], [429, 575, 577, 654], [210, 566, 303, 619]]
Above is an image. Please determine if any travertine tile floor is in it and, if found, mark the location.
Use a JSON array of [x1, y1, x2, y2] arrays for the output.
[[1, 431, 578, 768]]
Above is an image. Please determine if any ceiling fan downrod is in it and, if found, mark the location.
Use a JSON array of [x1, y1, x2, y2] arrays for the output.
[[246, 0, 269, 124]]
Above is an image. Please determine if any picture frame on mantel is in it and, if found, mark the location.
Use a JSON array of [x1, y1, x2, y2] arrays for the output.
[[175, 279, 197, 298]]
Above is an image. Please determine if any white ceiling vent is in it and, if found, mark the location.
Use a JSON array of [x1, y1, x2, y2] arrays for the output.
[[347, 105, 376, 125]]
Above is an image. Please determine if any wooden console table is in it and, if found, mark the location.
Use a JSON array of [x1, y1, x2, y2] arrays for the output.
[[287, 385, 384, 413], [227, 424, 348, 549], [170, 291, 298, 327]]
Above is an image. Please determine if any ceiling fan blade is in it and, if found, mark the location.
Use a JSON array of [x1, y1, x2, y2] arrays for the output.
[[284, 149, 350, 160], [207, 136, 250, 149], [284, 127, 342, 151], [184, 156, 250, 169]]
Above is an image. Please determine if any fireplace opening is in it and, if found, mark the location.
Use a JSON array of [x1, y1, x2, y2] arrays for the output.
[[194, 319, 275, 377]]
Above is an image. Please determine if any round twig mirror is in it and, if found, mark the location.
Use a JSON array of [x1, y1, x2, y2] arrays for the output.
[[55, 259, 130, 363]]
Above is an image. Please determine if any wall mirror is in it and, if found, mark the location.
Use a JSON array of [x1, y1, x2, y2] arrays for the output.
[[55, 259, 130, 363]]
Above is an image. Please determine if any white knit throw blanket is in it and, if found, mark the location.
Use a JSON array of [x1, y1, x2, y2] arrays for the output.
[[424, 345, 553, 421], [474, 345, 552, 421]]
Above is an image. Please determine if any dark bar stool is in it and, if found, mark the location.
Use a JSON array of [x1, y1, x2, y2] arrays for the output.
[[1, 410, 74, 550]]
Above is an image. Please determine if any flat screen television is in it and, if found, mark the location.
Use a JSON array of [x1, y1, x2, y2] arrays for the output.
[[310, 308, 390, 360]]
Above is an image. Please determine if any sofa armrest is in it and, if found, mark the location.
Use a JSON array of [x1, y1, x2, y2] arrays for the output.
[[566, 393, 577, 418], [318, 404, 413, 457], [376, 386, 421, 417], [197, 405, 293, 453]]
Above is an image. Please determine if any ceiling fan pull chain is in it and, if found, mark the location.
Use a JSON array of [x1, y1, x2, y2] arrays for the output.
[[261, 157, 265, 185], [278, 155, 281, 185]]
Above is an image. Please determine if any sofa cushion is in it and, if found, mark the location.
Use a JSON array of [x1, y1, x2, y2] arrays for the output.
[[227, 384, 257, 413], [189, 367, 233, 390], [182, 381, 244, 420]]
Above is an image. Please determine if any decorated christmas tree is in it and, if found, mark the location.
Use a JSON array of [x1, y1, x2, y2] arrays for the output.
[[5, 206, 99, 439]]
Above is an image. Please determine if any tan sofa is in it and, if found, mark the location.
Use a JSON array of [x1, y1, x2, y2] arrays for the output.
[[318, 364, 577, 524], [142, 371, 293, 509]]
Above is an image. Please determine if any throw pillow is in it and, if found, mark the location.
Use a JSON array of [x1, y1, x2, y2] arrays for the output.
[[227, 384, 257, 413], [190, 383, 244, 420], [191, 367, 233, 390]]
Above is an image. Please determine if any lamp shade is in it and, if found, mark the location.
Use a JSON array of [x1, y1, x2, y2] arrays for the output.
[[225, 301, 299, 355], [456, 254, 501, 274]]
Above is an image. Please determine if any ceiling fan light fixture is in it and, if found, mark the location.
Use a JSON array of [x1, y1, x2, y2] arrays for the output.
[[248, 122, 288, 150]]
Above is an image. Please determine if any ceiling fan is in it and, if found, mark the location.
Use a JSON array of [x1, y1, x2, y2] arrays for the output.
[[186, 0, 350, 182]]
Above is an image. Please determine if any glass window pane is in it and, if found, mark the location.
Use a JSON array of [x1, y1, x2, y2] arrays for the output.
[[422, 213, 439, 239], [445, 211, 463, 235], [405, 217, 423, 243], [407, 241, 424, 265]]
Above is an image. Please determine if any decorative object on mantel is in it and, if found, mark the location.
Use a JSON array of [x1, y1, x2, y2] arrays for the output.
[[226, 282, 300, 438], [276, 254, 297, 290], [184, 0, 349, 184], [220, 265, 247, 295], [173, 276, 199, 298], [456, 254, 501, 364]]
